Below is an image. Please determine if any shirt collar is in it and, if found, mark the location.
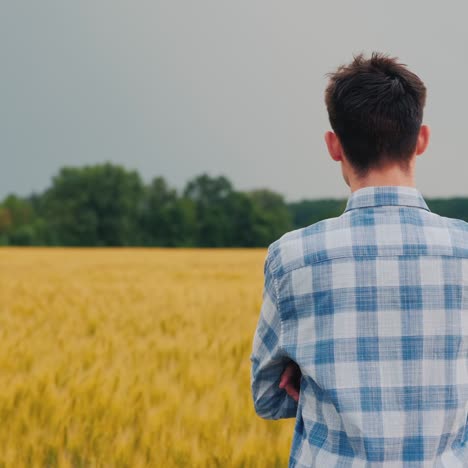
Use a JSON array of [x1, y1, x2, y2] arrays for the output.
[[344, 185, 431, 213]]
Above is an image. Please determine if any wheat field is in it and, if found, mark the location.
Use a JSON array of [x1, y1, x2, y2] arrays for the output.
[[0, 248, 294, 467]]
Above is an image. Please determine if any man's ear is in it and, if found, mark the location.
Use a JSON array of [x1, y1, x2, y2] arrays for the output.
[[324, 131, 344, 162], [415, 124, 430, 156]]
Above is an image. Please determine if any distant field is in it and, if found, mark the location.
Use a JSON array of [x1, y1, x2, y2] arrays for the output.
[[0, 248, 294, 467]]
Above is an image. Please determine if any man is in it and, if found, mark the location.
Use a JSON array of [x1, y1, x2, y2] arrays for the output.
[[250, 52, 468, 466]]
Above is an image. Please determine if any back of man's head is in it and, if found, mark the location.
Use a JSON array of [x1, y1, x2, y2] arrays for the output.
[[325, 52, 427, 177]]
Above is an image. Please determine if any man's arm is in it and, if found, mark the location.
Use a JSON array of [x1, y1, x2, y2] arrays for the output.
[[250, 249, 298, 420]]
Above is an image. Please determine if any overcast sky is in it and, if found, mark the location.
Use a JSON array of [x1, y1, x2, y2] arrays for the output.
[[2, 1, 467, 202]]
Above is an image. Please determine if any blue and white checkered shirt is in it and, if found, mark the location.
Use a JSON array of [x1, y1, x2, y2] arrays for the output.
[[251, 185, 468, 467]]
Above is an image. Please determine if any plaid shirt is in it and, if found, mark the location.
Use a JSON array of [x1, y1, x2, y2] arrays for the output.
[[251, 185, 468, 467]]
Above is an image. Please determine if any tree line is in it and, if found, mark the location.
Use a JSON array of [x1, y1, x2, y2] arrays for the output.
[[1, 163, 467, 247]]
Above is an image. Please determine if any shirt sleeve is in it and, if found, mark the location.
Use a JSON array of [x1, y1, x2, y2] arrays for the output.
[[250, 248, 298, 420]]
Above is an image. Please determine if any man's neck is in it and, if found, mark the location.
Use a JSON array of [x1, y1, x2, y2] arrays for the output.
[[348, 162, 416, 193]]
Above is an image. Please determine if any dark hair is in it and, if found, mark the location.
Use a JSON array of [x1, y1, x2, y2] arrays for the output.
[[325, 52, 427, 177]]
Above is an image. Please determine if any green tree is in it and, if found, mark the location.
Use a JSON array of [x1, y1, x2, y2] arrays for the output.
[[247, 189, 293, 245], [139, 176, 196, 246], [426, 197, 468, 222], [0, 204, 12, 245], [183, 174, 235, 246], [288, 198, 347, 229], [224, 190, 259, 247], [0, 195, 47, 245], [43, 163, 144, 246]]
